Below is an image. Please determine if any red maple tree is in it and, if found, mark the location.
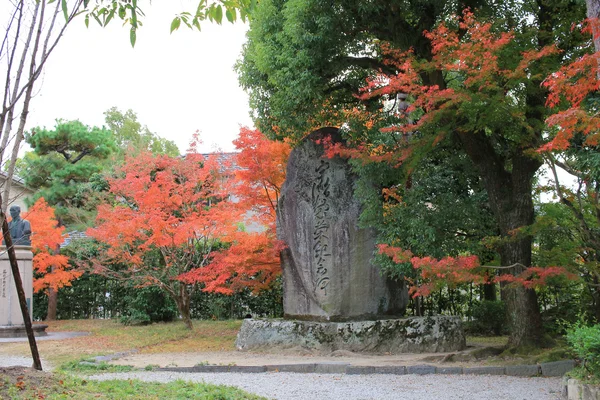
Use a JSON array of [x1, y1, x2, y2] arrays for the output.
[[232, 127, 291, 225], [88, 133, 284, 329], [179, 127, 289, 294], [23, 198, 80, 293]]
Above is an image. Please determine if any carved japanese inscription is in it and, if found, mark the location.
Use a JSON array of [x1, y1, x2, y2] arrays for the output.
[[312, 160, 331, 293]]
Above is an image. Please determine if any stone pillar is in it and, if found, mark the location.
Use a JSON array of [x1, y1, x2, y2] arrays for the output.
[[0, 246, 33, 326]]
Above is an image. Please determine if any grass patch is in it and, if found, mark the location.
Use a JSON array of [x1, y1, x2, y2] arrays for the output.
[[58, 359, 134, 374], [465, 335, 574, 366], [466, 335, 508, 347], [0, 366, 265, 399], [0, 319, 242, 366]]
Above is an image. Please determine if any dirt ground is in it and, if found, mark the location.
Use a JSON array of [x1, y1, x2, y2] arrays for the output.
[[109, 346, 492, 369], [0, 332, 504, 370], [0, 366, 59, 399]]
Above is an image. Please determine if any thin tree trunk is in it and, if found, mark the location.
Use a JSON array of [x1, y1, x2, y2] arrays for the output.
[[46, 286, 57, 321], [482, 282, 497, 301], [174, 284, 193, 330]]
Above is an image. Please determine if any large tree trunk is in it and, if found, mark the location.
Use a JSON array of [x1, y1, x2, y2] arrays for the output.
[[458, 130, 543, 348]]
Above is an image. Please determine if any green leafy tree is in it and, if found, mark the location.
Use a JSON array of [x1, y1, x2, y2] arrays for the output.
[[85, 0, 257, 47], [103, 107, 180, 158], [23, 119, 117, 228]]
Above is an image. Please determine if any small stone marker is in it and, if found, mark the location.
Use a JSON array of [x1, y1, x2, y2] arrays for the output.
[[277, 127, 407, 321]]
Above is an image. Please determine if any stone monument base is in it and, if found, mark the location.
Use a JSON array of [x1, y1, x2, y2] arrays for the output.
[[235, 316, 466, 353], [0, 324, 48, 338]]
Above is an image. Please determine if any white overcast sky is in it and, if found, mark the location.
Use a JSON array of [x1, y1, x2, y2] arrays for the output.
[[26, 0, 253, 154]]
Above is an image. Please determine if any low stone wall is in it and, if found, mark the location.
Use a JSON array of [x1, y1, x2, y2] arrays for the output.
[[235, 316, 466, 353], [158, 360, 576, 377]]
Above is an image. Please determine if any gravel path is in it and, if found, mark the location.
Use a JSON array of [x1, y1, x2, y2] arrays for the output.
[[87, 371, 564, 400], [0, 355, 49, 369], [0, 355, 564, 399]]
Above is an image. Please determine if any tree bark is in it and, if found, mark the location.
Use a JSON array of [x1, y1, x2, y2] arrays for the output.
[[457, 130, 543, 348], [175, 284, 193, 330], [46, 286, 57, 321], [587, 0, 600, 53], [482, 282, 497, 301]]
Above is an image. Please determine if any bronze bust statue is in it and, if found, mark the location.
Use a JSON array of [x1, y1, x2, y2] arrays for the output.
[[7, 205, 31, 246]]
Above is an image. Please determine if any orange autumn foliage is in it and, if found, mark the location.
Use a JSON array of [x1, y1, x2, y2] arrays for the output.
[[88, 134, 283, 296], [378, 244, 576, 297], [232, 127, 291, 224], [23, 198, 80, 292], [542, 19, 600, 151], [181, 128, 289, 292]]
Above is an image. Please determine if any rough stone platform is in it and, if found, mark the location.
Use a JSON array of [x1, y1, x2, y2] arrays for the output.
[[235, 316, 465, 353], [0, 324, 48, 338]]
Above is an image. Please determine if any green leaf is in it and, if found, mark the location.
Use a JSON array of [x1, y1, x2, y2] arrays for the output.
[[61, 0, 68, 21], [215, 5, 223, 23], [48, 0, 56, 4], [105, 9, 115, 25], [192, 18, 201, 31], [92, 13, 102, 26], [118, 6, 126, 19], [225, 8, 235, 23], [84, 14, 89, 28], [170, 17, 181, 33], [131, 0, 138, 28], [196, 0, 207, 16], [130, 27, 136, 47]]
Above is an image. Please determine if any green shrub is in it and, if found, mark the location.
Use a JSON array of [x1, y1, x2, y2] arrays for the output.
[[566, 322, 600, 381], [120, 286, 178, 325], [466, 300, 507, 336], [190, 279, 283, 320]]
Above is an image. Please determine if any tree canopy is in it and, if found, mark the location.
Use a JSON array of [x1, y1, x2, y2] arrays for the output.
[[238, 0, 590, 347], [22, 119, 117, 228], [103, 107, 180, 157]]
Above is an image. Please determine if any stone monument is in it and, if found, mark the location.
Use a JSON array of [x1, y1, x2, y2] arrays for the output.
[[0, 205, 46, 337], [236, 127, 465, 353], [278, 128, 406, 320]]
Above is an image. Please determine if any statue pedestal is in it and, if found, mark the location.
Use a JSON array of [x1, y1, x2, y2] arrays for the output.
[[0, 246, 34, 326], [235, 316, 466, 354]]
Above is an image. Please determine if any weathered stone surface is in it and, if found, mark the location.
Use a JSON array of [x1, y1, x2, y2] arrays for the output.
[[372, 366, 407, 375], [407, 365, 436, 375], [463, 366, 506, 375], [0, 323, 47, 338], [436, 367, 463, 375], [505, 364, 540, 377], [314, 363, 350, 374], [235, 316, 466, 353], [540, 360, 575, 376], [0, 247, 34, 328], [567, 379, 600, 400], [265, 364, 317, 373], [277, 128, 407, 321]]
